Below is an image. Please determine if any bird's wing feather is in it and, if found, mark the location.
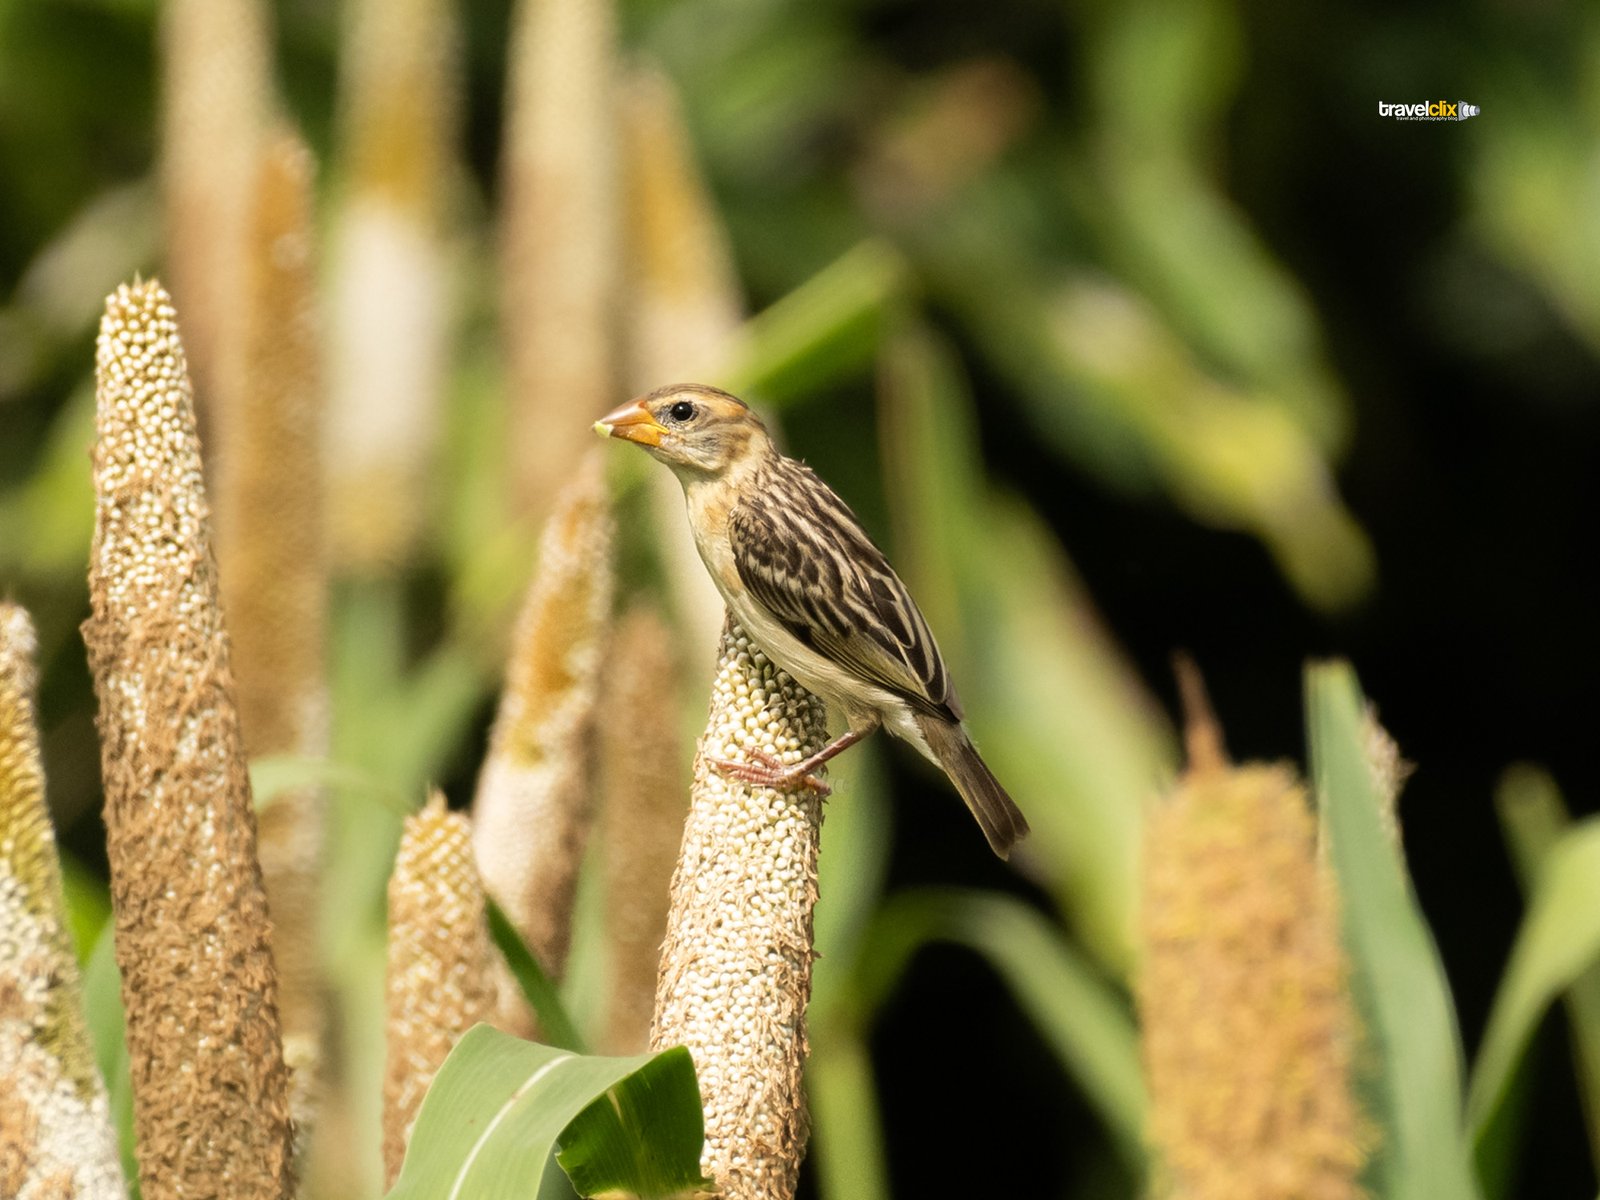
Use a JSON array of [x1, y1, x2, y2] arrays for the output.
[[729, 459, 959, 721]]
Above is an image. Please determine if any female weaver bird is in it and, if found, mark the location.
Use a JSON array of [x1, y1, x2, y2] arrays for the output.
[[594, 383, 1030, 858]]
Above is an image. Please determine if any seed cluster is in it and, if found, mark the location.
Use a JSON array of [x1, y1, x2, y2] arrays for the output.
[[652, 621, 830, 1200], [383, 798, 498, 1185], [84, 280, 293, 1200], [0, 606, 125, 1200]]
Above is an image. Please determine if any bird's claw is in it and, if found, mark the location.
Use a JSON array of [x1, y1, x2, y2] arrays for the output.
[[710, 749, 832, 797]]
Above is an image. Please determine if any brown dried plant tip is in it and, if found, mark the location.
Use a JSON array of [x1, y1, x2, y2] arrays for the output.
[[1, 605, 126, 1199], [85, 279, 294, 1200], [383, 792, 498, 1185], [1140, 688, 1369, 1200], [651, 620, 830, 1200]]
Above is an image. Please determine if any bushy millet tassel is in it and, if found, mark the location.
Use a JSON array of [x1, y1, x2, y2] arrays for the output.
[[502, 0, 620, 523], [84, 280, 294, 1200], [651, 619, 831, 1200], [471, 455, 613, 1027], [1139, 665, 1368, 1199], [327, 0, 459, 568], [382, 793, 499, 1186], [598, 604, 686, 1054], [0, 605, 126, 1200], [213, 130, 331, 1142]]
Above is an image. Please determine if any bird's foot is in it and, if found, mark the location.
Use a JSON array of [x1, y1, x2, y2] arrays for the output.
[[709, 748, 832, 796]]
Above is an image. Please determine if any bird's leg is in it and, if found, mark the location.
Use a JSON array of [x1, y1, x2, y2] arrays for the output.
[[711, 718, 880, 796]]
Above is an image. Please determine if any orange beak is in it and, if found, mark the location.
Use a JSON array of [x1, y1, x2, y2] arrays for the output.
[[593, 398, 667, 448]]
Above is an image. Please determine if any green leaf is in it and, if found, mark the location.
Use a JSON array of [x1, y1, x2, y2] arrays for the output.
[[1306, 660, 1482, 1200], [874, 318, 1171, 975], [486, 894, 588, 1054], [82, 924, 137, 1191], [1493, 766, 1600, 1175], [1468, 814, 1600, 1178], [807, 747, 893, 1200], [556, 1047, 712, 1199], [854, 889, 1146, 1173], [57, 849, 110, 963], [720, 240, 909, 405], [385, 1027, 710, 1200]]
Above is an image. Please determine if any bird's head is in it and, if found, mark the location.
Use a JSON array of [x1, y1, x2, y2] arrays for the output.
[[593, 384, 770, 478]]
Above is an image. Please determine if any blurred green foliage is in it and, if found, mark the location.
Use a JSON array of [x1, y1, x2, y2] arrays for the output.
[[5, 0, 1599, 1197]]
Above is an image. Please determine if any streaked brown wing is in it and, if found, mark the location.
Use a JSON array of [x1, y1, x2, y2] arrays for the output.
[[728, 458, 958, 721]]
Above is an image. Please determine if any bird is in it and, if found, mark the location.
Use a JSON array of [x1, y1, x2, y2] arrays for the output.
[[594, 382, 1030, 859]]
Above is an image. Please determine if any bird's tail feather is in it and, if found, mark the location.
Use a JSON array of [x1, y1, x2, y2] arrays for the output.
[[916, 714, 1030, 859]]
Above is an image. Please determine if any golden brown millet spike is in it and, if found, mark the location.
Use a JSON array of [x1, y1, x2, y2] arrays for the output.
[[1139, 688, 1369, 1199], [502, 0, 620, 524], [471, 454, 613, 1030], [213, 130, 331, 1144], [84, 279, 294, 1200], [651, 618, 831, 1200], [382, 793, 499, 1185], [326, 0, 459, 569], [159, 0, 271, 410], [0, 605, 126, 1199], [598, 604, 686, 1054]]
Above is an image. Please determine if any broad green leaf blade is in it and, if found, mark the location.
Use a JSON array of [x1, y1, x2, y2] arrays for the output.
[[486, 895, 587, 1053], [556, 1046, 712, 1198], [1306, 661, 1482, 1200], [855, 889, 1145, 1172], [387, 1027, 706, 1200], [1468, 816, 1600, 1176]]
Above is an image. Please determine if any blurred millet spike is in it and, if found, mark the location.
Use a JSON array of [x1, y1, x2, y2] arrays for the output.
[[0, 605, 127, 1200], [159, 0, 271, 411], [651, 620, 831, 1200], [83, 279, 294, 1200], [598, 603, 686, 1054], [383, 792, 499, 1186], [1139, 663, 1368, 1199], [471, 453, 613, 1030], [619, 63, 740, 670], [212, 128, 332, 1149], [502, 0, 620, 523], [327, 0, 460, 569]]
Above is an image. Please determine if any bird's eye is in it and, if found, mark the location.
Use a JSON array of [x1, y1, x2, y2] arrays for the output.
[[668, 400, 697, 423]]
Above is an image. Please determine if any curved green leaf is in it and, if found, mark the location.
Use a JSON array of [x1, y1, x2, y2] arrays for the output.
[[556, 1047, 710, 1199], [386, 1027, 709, 1200], [1306, 661, 1482, 1200], [855, 888, 1145, 1171], [486, 895, 587, 1054], [1468, 817, 1600, 1171]]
